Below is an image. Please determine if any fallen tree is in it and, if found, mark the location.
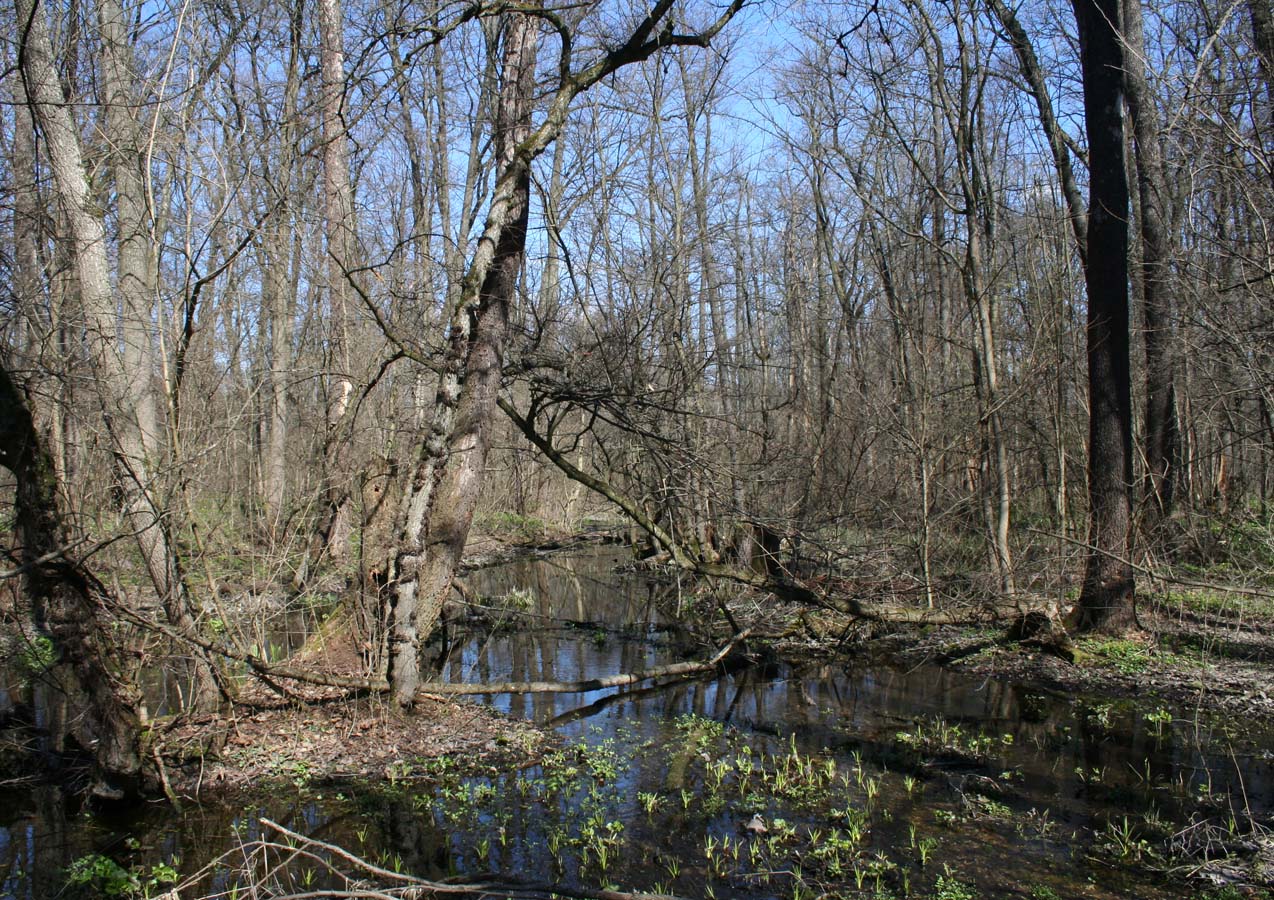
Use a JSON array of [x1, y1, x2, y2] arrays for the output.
[[101, 591, 754, 700], [497, 395, 987, 626], [421, 627, 752, 694]]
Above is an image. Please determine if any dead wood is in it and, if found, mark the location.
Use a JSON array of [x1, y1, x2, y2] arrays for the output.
[[424, 628, 752, 695], [108, 592, 753, 703], [191, 817, 691, 900]]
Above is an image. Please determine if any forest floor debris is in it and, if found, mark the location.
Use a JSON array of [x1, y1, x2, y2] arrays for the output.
[[838, 606, 1274, 726], [157, 691, 550, 796]]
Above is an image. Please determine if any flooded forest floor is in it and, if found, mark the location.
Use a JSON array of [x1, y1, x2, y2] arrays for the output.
[[7, 533, 1274, 900]]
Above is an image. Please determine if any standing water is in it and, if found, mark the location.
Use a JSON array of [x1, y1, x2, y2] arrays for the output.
[[2, 548, 1270, 898]]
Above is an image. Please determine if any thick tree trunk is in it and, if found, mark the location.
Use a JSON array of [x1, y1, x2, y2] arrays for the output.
[[0, 363, 145, 799], [1251, 0, 1274, 136], [1072, 0, 1137, 632], [18, 0, 224, 708], [389, 12, 539, 706], [385, 0, 745, 705]]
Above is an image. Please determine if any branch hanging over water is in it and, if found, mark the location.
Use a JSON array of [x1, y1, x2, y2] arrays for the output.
[[204, 817, 692, 900], [104, 588, 753, 700], [497, 395, 974, 625]]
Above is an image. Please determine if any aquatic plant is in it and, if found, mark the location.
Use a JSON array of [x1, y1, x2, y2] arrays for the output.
[[934, 866, 979, 900], [65, 855, 178, 900]]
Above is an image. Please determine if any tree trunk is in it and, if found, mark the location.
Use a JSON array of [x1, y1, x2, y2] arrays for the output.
[[18, 0, 224, 709], [389, 12, 539, 706], [385, 0, 746, 705], [1072, 0, 1136, 632], [0, 363, 145, 799], [99, 0, 162, 460], [987, 0, 1089, 261], [263, 2, 303, 528], [314, 0, 357, 565], [1122, 0, 1179, 521]]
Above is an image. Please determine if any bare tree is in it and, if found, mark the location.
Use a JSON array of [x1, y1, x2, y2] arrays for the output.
[[387, 0, 746, 706], [16, 0, 225, 708]]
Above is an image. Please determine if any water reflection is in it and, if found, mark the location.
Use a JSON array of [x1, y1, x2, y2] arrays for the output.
[[459, 551, 1274, 827], [1, 548, 1269, 899]]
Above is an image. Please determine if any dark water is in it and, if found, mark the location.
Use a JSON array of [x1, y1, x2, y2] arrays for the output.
[[3, 549, 1271, 898]]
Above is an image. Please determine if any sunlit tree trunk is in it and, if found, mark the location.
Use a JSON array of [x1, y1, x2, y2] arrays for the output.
[[314, 0, 357, 565], [389, 12, 539, 706], [18, 0, 224, 708]]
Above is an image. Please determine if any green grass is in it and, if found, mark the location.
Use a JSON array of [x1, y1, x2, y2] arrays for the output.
[[1075, 637, 1153, 674], [475, 510, 550, 541], [1156, 588, 1274, 620]]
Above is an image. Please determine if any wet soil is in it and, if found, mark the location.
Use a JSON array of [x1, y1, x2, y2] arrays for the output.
[[156, 692, 549, 796], [148, 529, 597, 797], [11, 539, 1274, 900], [850, 606, 1274, 725]]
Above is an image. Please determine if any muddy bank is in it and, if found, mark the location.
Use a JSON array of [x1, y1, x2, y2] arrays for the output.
[[829, 611, 1274, 727], [152, 685, 548, 798]]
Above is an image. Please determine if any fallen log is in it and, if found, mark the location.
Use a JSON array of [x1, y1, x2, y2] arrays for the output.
[[424, 627, 752, 695], [107, 595, 752, 702]]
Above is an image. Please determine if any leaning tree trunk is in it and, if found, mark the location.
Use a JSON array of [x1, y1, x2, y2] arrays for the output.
[[0, 364, 145, 800], [385, 0, 745, 706], [988, 0, 1089, 261], [389, 12, 539, 707], [1072, 0, 1137, 632]]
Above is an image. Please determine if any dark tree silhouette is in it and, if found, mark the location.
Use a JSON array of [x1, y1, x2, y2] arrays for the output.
[[1072, 0, 1137, 632]]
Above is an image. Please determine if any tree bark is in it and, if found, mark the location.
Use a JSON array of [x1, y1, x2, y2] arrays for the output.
[[263, 1, 303, 528], [17, 0, 224, 708], [314, 0, 357, 566], [98, 0, 161, 460], [1122, 0, 1179, 520], [987, 0, 1088, 260], [389, 12, 539, 706], [1072, 0, 1137, 632], [385, 0, 746, 705], [0, 362, 145, 799]]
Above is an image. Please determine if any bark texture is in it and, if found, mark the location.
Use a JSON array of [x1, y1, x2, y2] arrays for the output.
[[0, 363, 144, 799], [1121, 0, 1179, 520], [389, 12, 539, 706], [1072, 0, 1137, 632], [316, 0, 357, 565], [18, 0, 224, 708]]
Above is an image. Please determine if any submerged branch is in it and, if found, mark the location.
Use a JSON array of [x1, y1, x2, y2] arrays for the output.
[[223, 818, 692, 900], [105, 590, 755, 700]]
